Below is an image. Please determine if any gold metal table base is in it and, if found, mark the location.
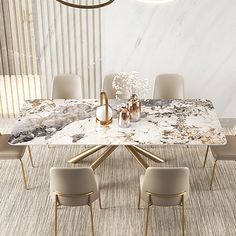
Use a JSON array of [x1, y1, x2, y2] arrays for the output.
[[90, 146, 118, 170], [68, 145, 106, 163], [132, 145, 164, 163], [68, 144, 165, 170], [125, 146, 149, 170]]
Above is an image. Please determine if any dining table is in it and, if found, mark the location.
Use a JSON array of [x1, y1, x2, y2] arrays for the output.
[[8, 98, 226, 170]]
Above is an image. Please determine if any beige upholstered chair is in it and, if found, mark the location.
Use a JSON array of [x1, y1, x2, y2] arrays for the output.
[[52, 74, 82, 99], [139, 167, 189, 236], [203, 135, 236, 190], [50, 167, 102, 236], [0, 134, 34, 190], [102, 74, 117, 99], [153, 74, 184, 99]]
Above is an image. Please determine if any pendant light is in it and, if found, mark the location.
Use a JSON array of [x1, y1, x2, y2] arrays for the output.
[[137, 0, 174, 3], [55, 0, 115, 9]]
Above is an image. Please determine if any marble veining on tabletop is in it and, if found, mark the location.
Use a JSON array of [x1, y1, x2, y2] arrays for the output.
[[9, 99, 226, 146]]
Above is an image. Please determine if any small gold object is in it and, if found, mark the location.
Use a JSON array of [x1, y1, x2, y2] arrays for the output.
[[96, 92, 113, 126], [128, 94, 141, 122], [118, 104, 131, 128]]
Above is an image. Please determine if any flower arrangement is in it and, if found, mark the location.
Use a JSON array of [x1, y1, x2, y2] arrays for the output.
[[112, 72, 150, 99]]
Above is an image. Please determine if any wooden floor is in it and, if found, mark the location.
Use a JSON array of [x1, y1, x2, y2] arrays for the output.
[[0, 119, 236, 236]]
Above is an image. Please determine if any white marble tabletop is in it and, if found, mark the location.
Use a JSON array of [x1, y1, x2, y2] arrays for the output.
[[9, 99, 226, 146]]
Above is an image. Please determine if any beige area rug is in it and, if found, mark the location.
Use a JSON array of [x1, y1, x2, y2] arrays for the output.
[[0, 128, 236, 236]]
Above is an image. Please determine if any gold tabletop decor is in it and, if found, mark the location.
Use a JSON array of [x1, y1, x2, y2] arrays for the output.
[[96, 92, 113, 126]]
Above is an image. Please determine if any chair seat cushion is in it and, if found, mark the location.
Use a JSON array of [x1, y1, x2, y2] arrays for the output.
[[211, 135, 236, 161], [0, 134, 26, 160]]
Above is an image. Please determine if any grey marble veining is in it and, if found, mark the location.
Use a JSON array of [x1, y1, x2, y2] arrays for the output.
[[103, 0, 236, 118], [9, 99, 226, 146]]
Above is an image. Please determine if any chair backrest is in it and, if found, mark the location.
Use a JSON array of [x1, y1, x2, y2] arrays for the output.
[[50, 167, 98, 206], [0, 134, 26, 160], [141, 167, 189, 206], [153, 74, 184, 99], [102, 74, 117, 99], [52, 74, 82, 99]]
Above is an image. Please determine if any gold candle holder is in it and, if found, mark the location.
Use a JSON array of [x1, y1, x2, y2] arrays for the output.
[[96, 92, 113, 126], [128, 94, 141, 122]]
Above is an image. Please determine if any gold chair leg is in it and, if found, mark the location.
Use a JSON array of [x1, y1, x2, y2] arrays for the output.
[[210, 160, 217, 190], [19, 159, 28, 190], [98, 190, 102, 209], [138, 187, 141, 209], [203, 145, 209, 168], [181, 195, 185, 236], [28, 146, 34, 167], [88, 199, 95, 236], [145, 196, 151, 236], [55, 195, 58, 236]]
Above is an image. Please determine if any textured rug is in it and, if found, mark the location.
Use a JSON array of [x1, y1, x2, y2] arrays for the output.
[[0, 121, 236, 236]]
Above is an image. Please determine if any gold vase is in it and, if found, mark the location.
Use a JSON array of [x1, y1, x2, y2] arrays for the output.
[[128, 94, 141, 122], [118, 104, 130, 128]]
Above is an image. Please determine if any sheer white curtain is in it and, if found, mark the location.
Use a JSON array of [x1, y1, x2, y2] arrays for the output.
[[0, 0, 103, 118], [34, 0, 103, 100], [0, 0, 40, 117]]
